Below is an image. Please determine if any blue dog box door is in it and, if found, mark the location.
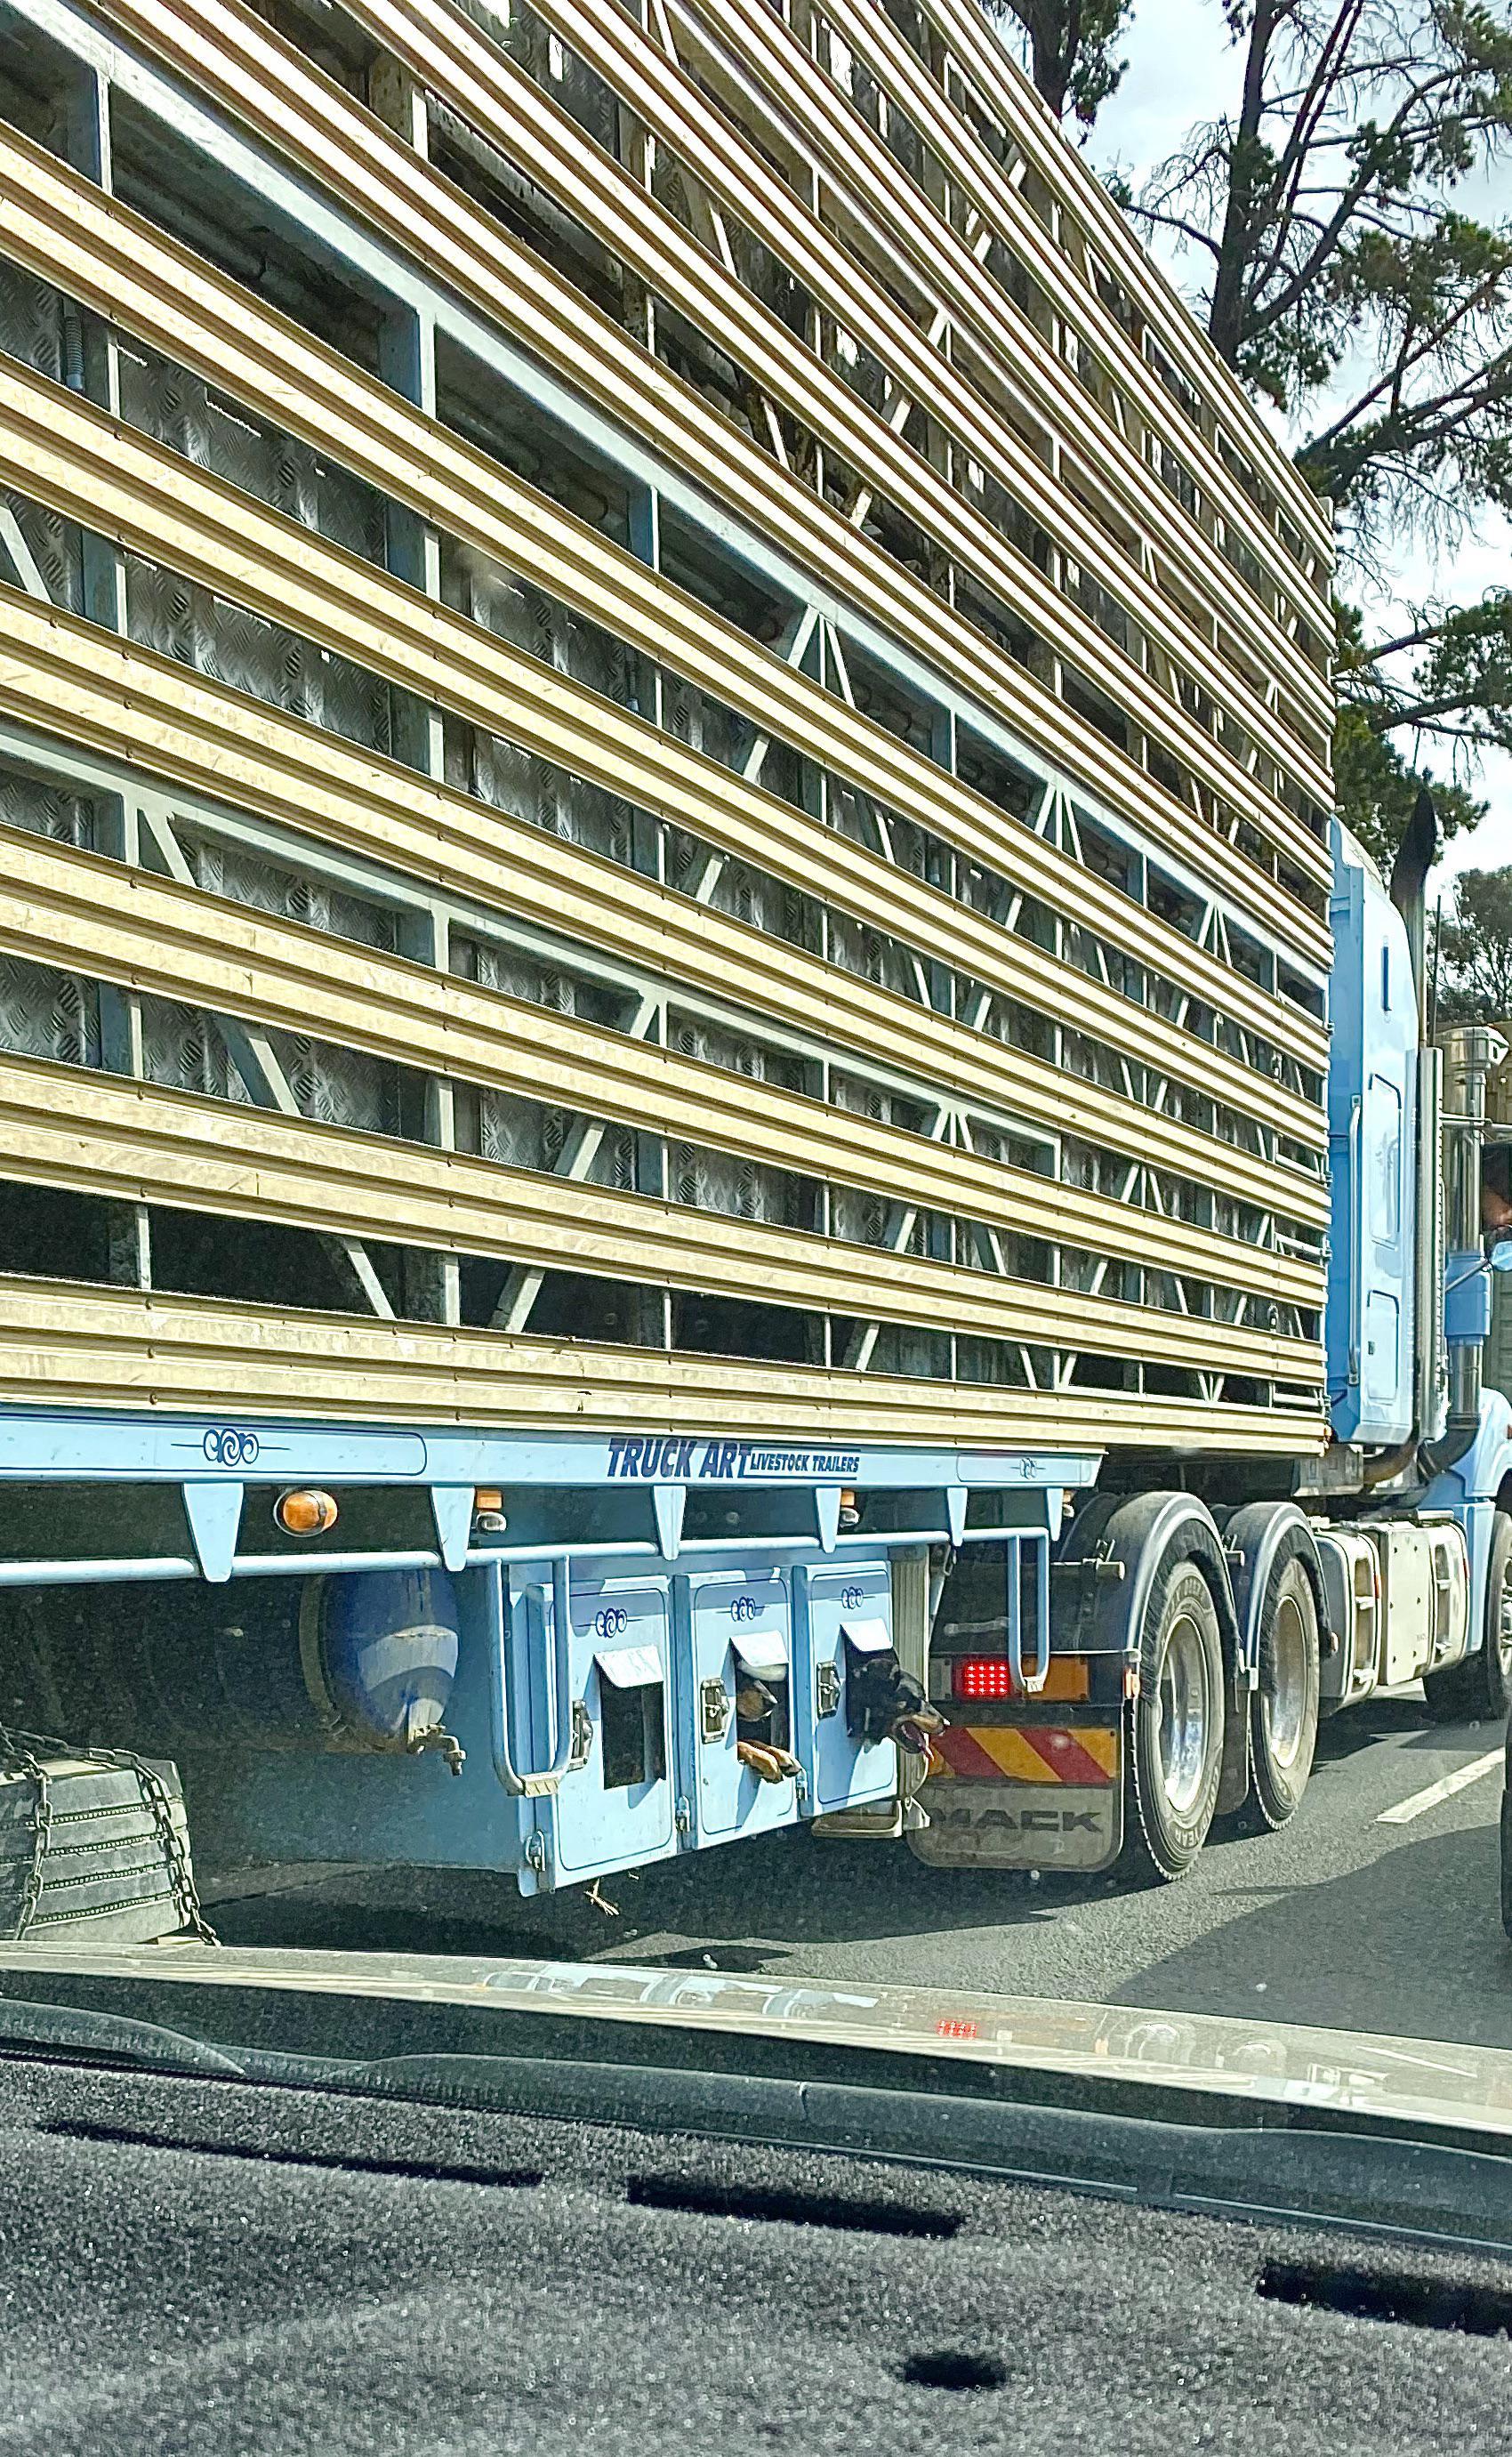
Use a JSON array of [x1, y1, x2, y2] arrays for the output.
[[799, 1565, 898, 1813], [550, 1580, 675, 1880], [685, 1570, 800, 1843]]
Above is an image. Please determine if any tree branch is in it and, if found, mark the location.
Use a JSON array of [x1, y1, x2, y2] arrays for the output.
[[1122, 200, 1225, 257], [1245, 62, 1467, 339]]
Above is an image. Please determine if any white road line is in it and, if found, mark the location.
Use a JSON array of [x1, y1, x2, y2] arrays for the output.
[[1377, 1749, 1505, 1825]]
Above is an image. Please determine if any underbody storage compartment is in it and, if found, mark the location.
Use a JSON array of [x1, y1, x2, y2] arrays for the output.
[[795, 1560, 899, 1817], [534, 1574, 677, 1882]]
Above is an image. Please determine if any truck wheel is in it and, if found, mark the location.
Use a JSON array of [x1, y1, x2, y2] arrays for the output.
[[1241, 1557, 1320, 1832], [1125, 1562, 1226, 1881], [1426, 1510, 1512, 1723]]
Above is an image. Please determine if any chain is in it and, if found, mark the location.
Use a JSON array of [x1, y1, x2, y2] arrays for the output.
[[0, 1728, 54, 1945], [0, 1727, 218, 1946], [129, 1752, 219, 1947]]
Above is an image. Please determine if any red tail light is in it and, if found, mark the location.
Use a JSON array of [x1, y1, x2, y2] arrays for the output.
[[952, 1655, 1014, 1700]]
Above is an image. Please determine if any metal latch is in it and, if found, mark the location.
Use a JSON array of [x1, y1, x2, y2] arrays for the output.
[[1050, 1551, 1128, 1596], [567, 1700, 592, 1773], [699, 1678, 733, 1742], [815, 1661, 841, 1720]]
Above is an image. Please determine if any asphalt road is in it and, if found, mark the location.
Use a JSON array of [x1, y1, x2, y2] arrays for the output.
[[213, 1690, 1512, 2052]]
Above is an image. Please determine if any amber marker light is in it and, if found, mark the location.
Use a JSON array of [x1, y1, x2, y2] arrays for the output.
[[274, 1487, 340, 1537]]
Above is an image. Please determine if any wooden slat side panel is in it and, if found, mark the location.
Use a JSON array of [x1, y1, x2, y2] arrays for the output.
[[334, 0, 1331, 802], [0, 365, 1330, 1110], [0, 124, 1331, 979], [0, 615, 1333, 1219], [664, 0, 1332, 654], [452, 0, 1332, 737], [77, 0, 1333, 906], [0, 1056, 1324, 1380], [0, 314, 1327, 1027], [0, 1021, 1327, 1307], [914, 0, 1333, 550], [0, 817, 1335, 1274], [0, 1280, 1330, 1452]]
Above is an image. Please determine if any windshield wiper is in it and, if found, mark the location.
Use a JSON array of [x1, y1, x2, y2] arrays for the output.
[[0, 1994, 253, 2081]]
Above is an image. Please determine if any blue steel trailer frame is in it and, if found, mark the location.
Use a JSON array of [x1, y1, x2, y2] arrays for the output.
[[0, 1403, 1099, 1894]]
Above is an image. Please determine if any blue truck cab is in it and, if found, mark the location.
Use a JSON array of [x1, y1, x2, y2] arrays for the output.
[[1328, 817, 1512, 1699]]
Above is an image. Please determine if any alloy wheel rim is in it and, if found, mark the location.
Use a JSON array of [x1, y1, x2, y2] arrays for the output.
[[1157, 1610, 1212, 1817], [1263, 1590, 1309, 1770]]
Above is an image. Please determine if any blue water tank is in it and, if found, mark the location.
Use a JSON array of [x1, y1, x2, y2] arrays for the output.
[[313, 1567, 461, 1749], [15, 1567, 463, 1758]]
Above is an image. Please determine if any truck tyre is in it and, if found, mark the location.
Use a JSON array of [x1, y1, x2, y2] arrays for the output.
[[1238, 1556, 1320, 1832], [1125, 1560, 1226, 1881], [1425, 1510, 1512, 1724]]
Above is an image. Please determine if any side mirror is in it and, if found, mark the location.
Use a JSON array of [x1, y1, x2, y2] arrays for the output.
[[1491, 1242, 1512, 1273]]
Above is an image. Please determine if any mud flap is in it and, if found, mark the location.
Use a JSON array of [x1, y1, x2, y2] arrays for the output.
[[909, 1766, 1123, 1872], [1215, 1674, 1251, 1817]]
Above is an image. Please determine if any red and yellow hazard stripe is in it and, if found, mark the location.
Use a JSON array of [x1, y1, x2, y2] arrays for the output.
[[926, 1723, 1118, 1785]]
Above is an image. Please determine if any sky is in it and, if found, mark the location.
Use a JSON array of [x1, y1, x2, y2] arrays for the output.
[[1052, 0, 1512, 892]]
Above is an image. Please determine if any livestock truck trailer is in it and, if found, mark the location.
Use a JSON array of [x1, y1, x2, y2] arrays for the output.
[[0, 0, 1500, 1930]]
